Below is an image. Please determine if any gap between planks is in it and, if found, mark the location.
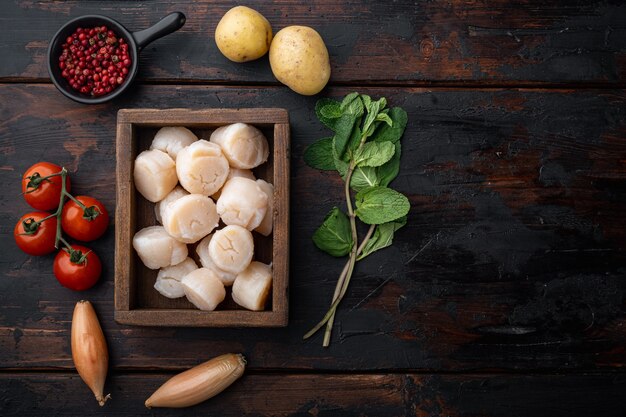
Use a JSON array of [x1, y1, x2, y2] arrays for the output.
[[1, 78, 626, 90], [1, 368, 625, 376]]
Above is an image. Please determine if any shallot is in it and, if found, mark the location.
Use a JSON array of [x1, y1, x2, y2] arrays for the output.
[[71, 300, 110, 406], [145, 353, 246, 408]]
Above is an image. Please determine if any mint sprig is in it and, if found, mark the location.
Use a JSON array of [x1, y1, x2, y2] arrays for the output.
[[303, 93, 410, 347]]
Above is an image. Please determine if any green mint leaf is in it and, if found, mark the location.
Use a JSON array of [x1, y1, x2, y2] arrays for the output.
[[320, 103, 342, 119], [361, 94, 372, 111], [315, 98, 342, 131], [340, 92, 359, 109], [350, 165, 380, 191], [357, 216, 407, 260], [355, 186, 410, 225], [341, 92, 364, 117], [354, 141, 396, 167], [372, 107, 407, 143], [312, 207, 354, 257], [332, 114, 358, 162], [375, 112, 393, 127], [345, 123, 362, 161], [377, 141, 401, 187], [362, 97, 388, 137], [362, 100, 381, 135], [304, 137, 335, 171], [335, 157, 348, 176]]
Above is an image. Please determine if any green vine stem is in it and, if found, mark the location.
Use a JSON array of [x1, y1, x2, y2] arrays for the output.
[[22, 167, 100, 252], [22, 171, 63, 195], [53, 168, 69, 249]]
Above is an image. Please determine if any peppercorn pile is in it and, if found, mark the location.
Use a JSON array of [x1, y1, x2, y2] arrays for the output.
[[58, 25, 132, 97]]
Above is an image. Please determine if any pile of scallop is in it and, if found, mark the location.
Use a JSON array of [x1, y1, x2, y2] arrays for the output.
[[132, 123, 274, 311]]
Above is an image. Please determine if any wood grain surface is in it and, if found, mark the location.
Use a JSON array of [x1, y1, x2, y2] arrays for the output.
[[2, 1, 626, 413], [1, 372, 625, 417], [2, 0, 626, 85], [1, 84, 624, 373]]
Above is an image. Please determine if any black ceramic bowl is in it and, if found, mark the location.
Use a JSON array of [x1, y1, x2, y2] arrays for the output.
[[47, 12, 185, 104]]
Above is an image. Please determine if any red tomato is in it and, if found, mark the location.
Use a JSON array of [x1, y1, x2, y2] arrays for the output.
[[22, 162, 71, 211], [14, 212, 58, 256], [61, 196, 109, 241], [53, 245, 102, 291]]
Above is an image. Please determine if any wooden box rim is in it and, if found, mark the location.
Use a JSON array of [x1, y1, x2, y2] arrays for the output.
[[114, 108, 290, 327]]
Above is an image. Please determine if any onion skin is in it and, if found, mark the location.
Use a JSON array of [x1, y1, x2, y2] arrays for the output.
[[71, 300, 110, 406], [145, 353, 246, 408]]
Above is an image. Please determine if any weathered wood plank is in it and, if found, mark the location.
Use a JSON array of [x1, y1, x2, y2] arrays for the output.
[[0, 85, 624, 372], [1, 372, 625, 416], [2, 1, 626, 84]]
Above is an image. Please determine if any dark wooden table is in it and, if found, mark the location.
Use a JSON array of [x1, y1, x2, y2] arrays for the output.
[[1, 1, 625, 416]]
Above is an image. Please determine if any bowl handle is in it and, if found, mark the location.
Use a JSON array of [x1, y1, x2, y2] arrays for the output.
[[132, 12, 186, 50]]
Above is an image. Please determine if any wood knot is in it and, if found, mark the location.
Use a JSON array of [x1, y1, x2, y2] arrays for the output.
[[420, 39, 434, 59]]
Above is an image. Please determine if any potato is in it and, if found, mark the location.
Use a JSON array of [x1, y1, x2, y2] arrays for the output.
[[215, 6, 273, 63], [269, 26, 331, 96]]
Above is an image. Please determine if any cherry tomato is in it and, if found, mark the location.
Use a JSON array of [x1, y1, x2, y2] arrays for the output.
[[22, 162, 71, 211], [61, 196, 109, 241], [14, 212, 58, 256], [53, 244, 102, 291]]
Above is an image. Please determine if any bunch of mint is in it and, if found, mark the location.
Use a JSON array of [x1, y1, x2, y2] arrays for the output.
[[303, 92, 409, 347]]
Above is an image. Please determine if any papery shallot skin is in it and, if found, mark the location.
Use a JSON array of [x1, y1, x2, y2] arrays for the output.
[[71, 300, 110, 406], [145, 353, 246, 408]]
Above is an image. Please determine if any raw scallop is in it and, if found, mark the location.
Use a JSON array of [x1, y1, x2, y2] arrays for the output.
[[254, 179, 274, 236], [210, 123, 269, 169], [150, 126, 198, 160], [176, 140, 230, 196], [181, 268, 226, 311], [132, 226, 188, 269], [196, 235, 237, 286], [154, 186, 189, 224], [216, 177, 268, 231], [208, 225, 254, 275], [232, 261, 272, 311], [162, 194, 220, 243], [134, 149, 178, 202], [154, 257, 198, 298], [212, 168, 255, 200]]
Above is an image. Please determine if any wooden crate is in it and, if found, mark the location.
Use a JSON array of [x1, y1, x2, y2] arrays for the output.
[[114, 108, 289, 327]]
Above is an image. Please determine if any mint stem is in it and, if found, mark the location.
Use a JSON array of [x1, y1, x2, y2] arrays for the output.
[[303, 224, 376, 342], [314, 128, 378, 347]]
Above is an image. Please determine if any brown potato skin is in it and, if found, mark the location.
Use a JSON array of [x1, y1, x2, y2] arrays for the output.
[[215, 6, 273, 63], [269, 26, 331, 95]]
